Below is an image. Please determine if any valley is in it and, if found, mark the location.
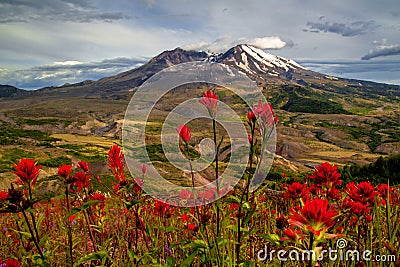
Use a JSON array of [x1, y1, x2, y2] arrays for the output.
[[1, 44, 399, 190]]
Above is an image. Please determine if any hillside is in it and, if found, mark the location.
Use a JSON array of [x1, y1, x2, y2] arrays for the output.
[[1, 44, 400, 189]]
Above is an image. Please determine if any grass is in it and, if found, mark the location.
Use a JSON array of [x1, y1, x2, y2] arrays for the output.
[[51, 133, 119, 147], [0, 148, 36, 173], [16, 118, 72, 126], [0, 124, 60, 145], [39, 156, 72, 167]]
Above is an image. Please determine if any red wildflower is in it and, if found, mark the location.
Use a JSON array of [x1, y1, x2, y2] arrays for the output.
[[153, 200, 171, 217], [12, 158, 41, 190], [176, 124, 191, 143], [309, 185, 322, 197], [0, 191, 8, 202], [289, 198, 338, 234], [90, 192, 106, 210], [133, 177, 143, 193], [366, 215, 373, 223], [284, 182, 309, 199], [229, 203, 239, 211], [179, 189, 193, 200], [284, 228, 298, 241], [112, 183, 120, 192], [253, 100, 277, 127], [204, 188, 217, 200], [199, 89, 218, 116], [247, 134, 253, 144], [181, 213, 189, 223], [348, 201, 370, 216], [57, 164, 72, 179], [187, 223, 198, 231], [307, 162, 342, 189], [326, 188, 341, 200], [376, 184, 392, 203], [68, 214, 77, 225], [0, 259, 20, 267], [346, 182, 377, 206], [77, 160, 90, 172], [247, 111, 256, 123], [141, 164, 147, 175], [108, 145, 126, 182], [71, 171, 91, 192], [336, 226, 343, 233], [350, 217, 358, 226]]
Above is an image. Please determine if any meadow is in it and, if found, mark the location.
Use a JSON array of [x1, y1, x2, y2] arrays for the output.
[[0, 90, 399, 267]]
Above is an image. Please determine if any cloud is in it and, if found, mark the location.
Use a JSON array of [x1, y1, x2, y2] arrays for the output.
[[361, 44, 400, 60], [305, 20, 378, 37], [246, 37, 287, 50], [182, 36, 290, 52], [299, 59, 400, 85], [0, 0, 130, 23], [0, 57, 147, 90]]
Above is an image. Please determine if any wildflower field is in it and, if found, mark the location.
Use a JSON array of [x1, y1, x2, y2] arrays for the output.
[[0, 90, 399, 267]]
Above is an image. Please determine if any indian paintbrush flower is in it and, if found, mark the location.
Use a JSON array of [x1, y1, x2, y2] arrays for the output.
[[177, 124, 191, 143], [199, 89, 218, 117], [12, 158, 41, 191], [288, 198, 338, 236]]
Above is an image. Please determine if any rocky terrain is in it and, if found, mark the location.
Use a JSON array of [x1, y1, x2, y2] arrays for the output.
[[1, 44, 399, 189]]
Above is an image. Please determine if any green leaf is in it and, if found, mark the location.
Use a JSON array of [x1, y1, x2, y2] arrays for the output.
[[122, 199, 140, 210], [259, 233, 281, 245], [165, 226, 179, 232], [36, 212, 46, 234], [191, 239, 208, 250], [73, 251, 108, 267], [8, 228, 31, 238], [226, 225, 248, 232], [242, 208, 256, 225], [180, 251, 197, 267], [225, 195, 241, 204], [242, 202, 251, 210]]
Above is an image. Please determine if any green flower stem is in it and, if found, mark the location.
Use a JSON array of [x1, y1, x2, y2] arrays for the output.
[[27, 183, 41, 251], [21, 208, 44, 259], [212, 118, 221, 238], [307, 232, 314, 267], [65, 185, 73, 267], [236, 120, 256, 265]]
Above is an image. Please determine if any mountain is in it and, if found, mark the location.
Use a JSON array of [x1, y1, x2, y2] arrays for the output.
[[13, 48, 209, 100], [0, 84, 28, 98], [213, 44, 318, 85], [3, 44, 399, 101], [1, 44, 400, 178]]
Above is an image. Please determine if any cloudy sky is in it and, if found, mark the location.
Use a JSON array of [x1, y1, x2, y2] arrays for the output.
[[0, 0, 399, 90]]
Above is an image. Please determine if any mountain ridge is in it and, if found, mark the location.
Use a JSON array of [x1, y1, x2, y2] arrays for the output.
[[0, 44, 399, 183], [2, 44, 400, 100]]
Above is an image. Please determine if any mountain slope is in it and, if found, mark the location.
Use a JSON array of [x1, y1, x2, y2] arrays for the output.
[[214, 44, 315, 85], [2, 44, 399, 101], [26, 48, 208, 99], [1, 45, 399, 170], [0, 84, 28, 98]]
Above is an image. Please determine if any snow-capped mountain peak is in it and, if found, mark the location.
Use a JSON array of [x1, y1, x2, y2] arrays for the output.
[[213, 44, 308, 83]]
